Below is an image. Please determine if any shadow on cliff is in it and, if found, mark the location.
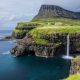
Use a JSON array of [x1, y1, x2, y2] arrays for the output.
[[54, 44, 66, 57]]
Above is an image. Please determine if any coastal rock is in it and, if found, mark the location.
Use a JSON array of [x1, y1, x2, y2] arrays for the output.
[[10, 33, 62, 57], [11, 43, 62, 57], [70, 56, 80, 75], [11, 34, 35, 56], [0, 36, 14, 41], [11, 45, 26, 56], [11, 33, 80, 57], [33, 44, 59, 57], [70, 34, 80, 54]]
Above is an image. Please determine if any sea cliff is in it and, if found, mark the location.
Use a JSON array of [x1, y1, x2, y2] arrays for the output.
[[11, 26, 80, 57], [11, 5, 80, 57], [10, 4, 80, 80]]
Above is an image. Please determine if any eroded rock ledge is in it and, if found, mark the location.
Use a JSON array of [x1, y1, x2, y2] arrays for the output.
[[11, 34, 61, 57], [70, 56, 80, 75], [11, 33, 80, 57]]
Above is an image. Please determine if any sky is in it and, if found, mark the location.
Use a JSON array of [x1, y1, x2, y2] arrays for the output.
[[0, 0, 80, 30]]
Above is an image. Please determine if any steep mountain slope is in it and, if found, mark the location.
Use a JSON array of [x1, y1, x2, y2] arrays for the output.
[[34, 5, 80, 20]]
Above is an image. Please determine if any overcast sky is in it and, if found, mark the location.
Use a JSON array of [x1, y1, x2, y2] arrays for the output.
[[0, 0, 80, 30]]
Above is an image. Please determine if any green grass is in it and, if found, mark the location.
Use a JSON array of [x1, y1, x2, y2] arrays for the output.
[[66, 74, 80, 80], [13, 21, 44, 38], [35, 39, 49, 45], [16, 22, 44, 30], [30, 25, 80, 45], [32, 18, 80, 26], [13, 30, 28, 39], [30, 26, 80, 38], [14, 18, 80, 39]]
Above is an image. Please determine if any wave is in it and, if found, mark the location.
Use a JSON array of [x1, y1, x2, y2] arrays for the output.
[[1, 51, 10, 55]]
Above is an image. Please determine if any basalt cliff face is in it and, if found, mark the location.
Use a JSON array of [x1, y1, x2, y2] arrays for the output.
[[70, 58, 80, 75], [34, 5, 80, 20], [11, 33, 80, 57]]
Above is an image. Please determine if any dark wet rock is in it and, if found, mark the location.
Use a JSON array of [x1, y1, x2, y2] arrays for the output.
[[10, 34, 35, 56], [11, 33, 80, 57], [70, 56, 80, 75], [33, 44, 55, 57], [0, 36, 14, 41]]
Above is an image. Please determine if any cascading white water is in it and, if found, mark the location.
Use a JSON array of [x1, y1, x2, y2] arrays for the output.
[[67, 35, 69, 56], [62, 35, 73, 59]]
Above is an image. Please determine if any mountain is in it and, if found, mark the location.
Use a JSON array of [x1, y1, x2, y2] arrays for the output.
[[33, 5, 80, 20]]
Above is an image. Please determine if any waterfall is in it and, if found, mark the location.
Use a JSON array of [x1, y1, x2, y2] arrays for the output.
[[62, 35, 73, 59], [67, 35, 69, 56]]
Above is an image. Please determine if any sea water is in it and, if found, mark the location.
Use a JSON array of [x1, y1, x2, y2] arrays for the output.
[[0, 30, 71, 80]]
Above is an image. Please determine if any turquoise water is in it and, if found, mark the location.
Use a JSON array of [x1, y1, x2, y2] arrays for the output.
[[0, 30, 71, 80], [0, 30, 15, 54]]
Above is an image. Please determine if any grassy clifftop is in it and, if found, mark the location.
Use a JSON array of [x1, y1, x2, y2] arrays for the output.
[[13, 18, 80, 39], [32, 18, 80, 26], [30, 26, 80, 38], [29, 25, 80, 45], [13, 4, 80, 39], [13, 22, 44, 39]]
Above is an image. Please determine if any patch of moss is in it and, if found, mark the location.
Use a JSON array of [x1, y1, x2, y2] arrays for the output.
[[14, 30, 28, 39], [35, 39, 49, 45], [66, 74, 80, 80]]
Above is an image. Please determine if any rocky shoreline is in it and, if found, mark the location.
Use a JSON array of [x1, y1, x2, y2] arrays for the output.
[[69, 56, 80, 75], [10, 33, 80, 57]]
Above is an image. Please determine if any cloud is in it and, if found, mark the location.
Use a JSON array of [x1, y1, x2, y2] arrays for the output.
[[0, 0, 80, 30], [8, 15, 16, 21], [44, 0, 80, 12], [0, 14, 33, 30]]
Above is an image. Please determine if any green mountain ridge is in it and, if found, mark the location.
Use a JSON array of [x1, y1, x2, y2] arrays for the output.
[[33, 5, 80, 20]]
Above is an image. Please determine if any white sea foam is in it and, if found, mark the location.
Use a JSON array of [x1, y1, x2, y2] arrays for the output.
[[2, 51, 10, 55], [7, 40, 16, 44], [62, 55, 73, 60]]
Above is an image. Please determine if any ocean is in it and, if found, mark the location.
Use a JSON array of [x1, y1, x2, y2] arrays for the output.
[[0, 30, 70, 80]]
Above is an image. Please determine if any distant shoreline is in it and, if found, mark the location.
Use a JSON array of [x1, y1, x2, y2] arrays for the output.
[[0, 36, 14, 41], [0, 30, 13, 41]]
